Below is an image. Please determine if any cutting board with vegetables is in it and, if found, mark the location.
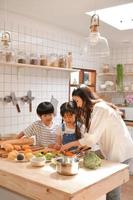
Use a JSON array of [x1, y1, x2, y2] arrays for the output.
[[0, 144, 45, 158]]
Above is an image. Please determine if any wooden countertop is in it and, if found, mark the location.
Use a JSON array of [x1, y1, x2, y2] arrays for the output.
[[0, 159, 129, 200]]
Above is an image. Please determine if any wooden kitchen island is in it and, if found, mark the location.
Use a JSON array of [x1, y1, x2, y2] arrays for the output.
[[0, 159, 129, 200]]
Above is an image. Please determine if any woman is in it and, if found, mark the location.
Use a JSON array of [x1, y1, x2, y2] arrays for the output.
[[61, 86, 133, 200]]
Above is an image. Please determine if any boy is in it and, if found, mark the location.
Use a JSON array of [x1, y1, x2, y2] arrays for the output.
[[0, 101, 59, 149], [16, 101, 60, 147]]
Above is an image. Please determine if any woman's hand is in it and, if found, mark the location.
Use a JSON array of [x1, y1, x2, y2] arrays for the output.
[[60, 141, 81, 152]]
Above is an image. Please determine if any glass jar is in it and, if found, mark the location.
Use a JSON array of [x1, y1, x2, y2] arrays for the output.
[[30, 53, 39, 65], [40, 55, 48, 66], [66, 52, 72, 68], [17, 51, 26, 64], [102, 64, 109, 73], [48, 54, 58, 67], [1, 48, 15, 63], [58, 55, 66, 68]]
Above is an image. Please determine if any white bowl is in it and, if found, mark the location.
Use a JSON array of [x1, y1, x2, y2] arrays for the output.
[[30, 156, 45, 167]]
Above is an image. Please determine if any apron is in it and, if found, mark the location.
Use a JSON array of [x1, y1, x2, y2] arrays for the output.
[[62, 123, 77, 151]]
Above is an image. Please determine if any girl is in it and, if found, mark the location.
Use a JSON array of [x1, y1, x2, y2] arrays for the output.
[[61, 86, 133, 200], [58, 101, 85, 150]]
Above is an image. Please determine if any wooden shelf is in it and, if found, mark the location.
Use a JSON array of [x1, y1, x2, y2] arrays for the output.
[[97, 90, 133, 93], [98, 72, 115, 76], [0, 62, 78, 72], [98, 72, 133, 76], [124, 63, 133, 65]]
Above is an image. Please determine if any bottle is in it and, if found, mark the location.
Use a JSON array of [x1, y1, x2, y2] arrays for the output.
[[66, 52, 72, 68]]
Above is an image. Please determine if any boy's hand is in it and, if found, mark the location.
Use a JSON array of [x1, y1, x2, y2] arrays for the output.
[[53, 143, 61, 150], [16, 132, 24, 139]]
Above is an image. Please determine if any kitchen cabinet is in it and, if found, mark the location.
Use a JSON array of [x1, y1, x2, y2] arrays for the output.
[[0, 159, 129, 200], [69, 68, 96, 100]]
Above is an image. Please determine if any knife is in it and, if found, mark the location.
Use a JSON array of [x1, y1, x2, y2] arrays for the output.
[[27, 90, 34, 112], [10, 92, 21, 113]]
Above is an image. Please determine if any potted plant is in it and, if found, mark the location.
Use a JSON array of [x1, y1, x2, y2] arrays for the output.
[[116, 64, 123, 92]]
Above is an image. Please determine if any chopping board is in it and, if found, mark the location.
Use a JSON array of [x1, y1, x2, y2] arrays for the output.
[[0, 149, 8, 158]]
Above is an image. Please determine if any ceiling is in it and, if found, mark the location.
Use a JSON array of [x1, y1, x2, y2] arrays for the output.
[[0, 0, 133, 47]]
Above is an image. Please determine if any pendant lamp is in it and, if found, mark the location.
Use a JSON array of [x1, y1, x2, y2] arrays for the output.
[[84, 14, 110, 58]]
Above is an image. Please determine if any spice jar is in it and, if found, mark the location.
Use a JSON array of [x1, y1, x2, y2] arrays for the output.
[[48, 54, 58, 67], [102, 64, 109, 73], [30, 53, 39, 65], [17, 51, 26, 64], [1, 48, 15, 63], [66, 52, 72, 68], [58, 55, 66, 68], [40, 55, 48, 66]]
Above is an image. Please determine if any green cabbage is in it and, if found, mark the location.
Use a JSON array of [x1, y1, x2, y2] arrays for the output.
[[83, 151, 102, 169]]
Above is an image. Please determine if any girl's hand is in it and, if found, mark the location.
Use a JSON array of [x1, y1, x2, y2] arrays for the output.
[[60, 141, 80, 152], [60, 144, 72, 152]]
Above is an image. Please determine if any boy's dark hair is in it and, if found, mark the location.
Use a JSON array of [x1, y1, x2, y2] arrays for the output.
[[36, 102, 54, 116], [60, 101, 77, 117]]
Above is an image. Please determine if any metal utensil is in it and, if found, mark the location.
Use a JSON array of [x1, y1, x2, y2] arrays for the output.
[[20, 90, 35, 112], [27, 90, 34, 112], [56, 157, 79, 176], [10, 92, 21, 113], [72, 146, 91, 157]]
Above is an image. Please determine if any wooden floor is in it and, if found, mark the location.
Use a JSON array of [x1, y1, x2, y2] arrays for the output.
[[121, 176, 133, 200]]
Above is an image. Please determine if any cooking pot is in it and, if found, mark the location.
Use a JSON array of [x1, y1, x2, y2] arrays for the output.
[[56, 156, 79, 176]]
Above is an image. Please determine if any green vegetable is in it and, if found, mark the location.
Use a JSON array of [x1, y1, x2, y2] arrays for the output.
[[83, 151, 102, 169], [116, 64, 123, 92], [35, 152, 44, 157], [45, 152, 54, 161]]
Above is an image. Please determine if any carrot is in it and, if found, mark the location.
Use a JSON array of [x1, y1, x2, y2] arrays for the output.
[[64, 151, 75, 157]]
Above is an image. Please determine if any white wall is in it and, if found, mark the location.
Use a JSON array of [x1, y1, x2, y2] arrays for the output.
[[0, 11, 94, 136]]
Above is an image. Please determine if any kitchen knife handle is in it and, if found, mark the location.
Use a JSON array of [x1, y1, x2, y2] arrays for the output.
[[29, 102, 32, 112], [16, 104, 21, 113]]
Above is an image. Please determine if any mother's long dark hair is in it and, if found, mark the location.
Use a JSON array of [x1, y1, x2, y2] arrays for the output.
[[72, 86, 121, 131], [72, 86, 100, 131]]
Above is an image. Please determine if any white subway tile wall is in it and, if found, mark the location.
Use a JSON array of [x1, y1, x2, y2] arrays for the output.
[[0, 11, 93, 136]]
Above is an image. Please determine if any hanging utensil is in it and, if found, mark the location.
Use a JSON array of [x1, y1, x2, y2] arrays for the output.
[[10, 92, 21, 113], [27, 90, 34, 112]]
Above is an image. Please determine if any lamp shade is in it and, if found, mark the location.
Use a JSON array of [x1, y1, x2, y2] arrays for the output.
[[83, 35, 109, 58], [83, 14, 110, 58]]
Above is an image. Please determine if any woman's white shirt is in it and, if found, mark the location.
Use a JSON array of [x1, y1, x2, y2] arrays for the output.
[[79, 101, 133, 162]]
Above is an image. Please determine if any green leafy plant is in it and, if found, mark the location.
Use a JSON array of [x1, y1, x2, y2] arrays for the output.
[[116, 64, 124, 92]]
